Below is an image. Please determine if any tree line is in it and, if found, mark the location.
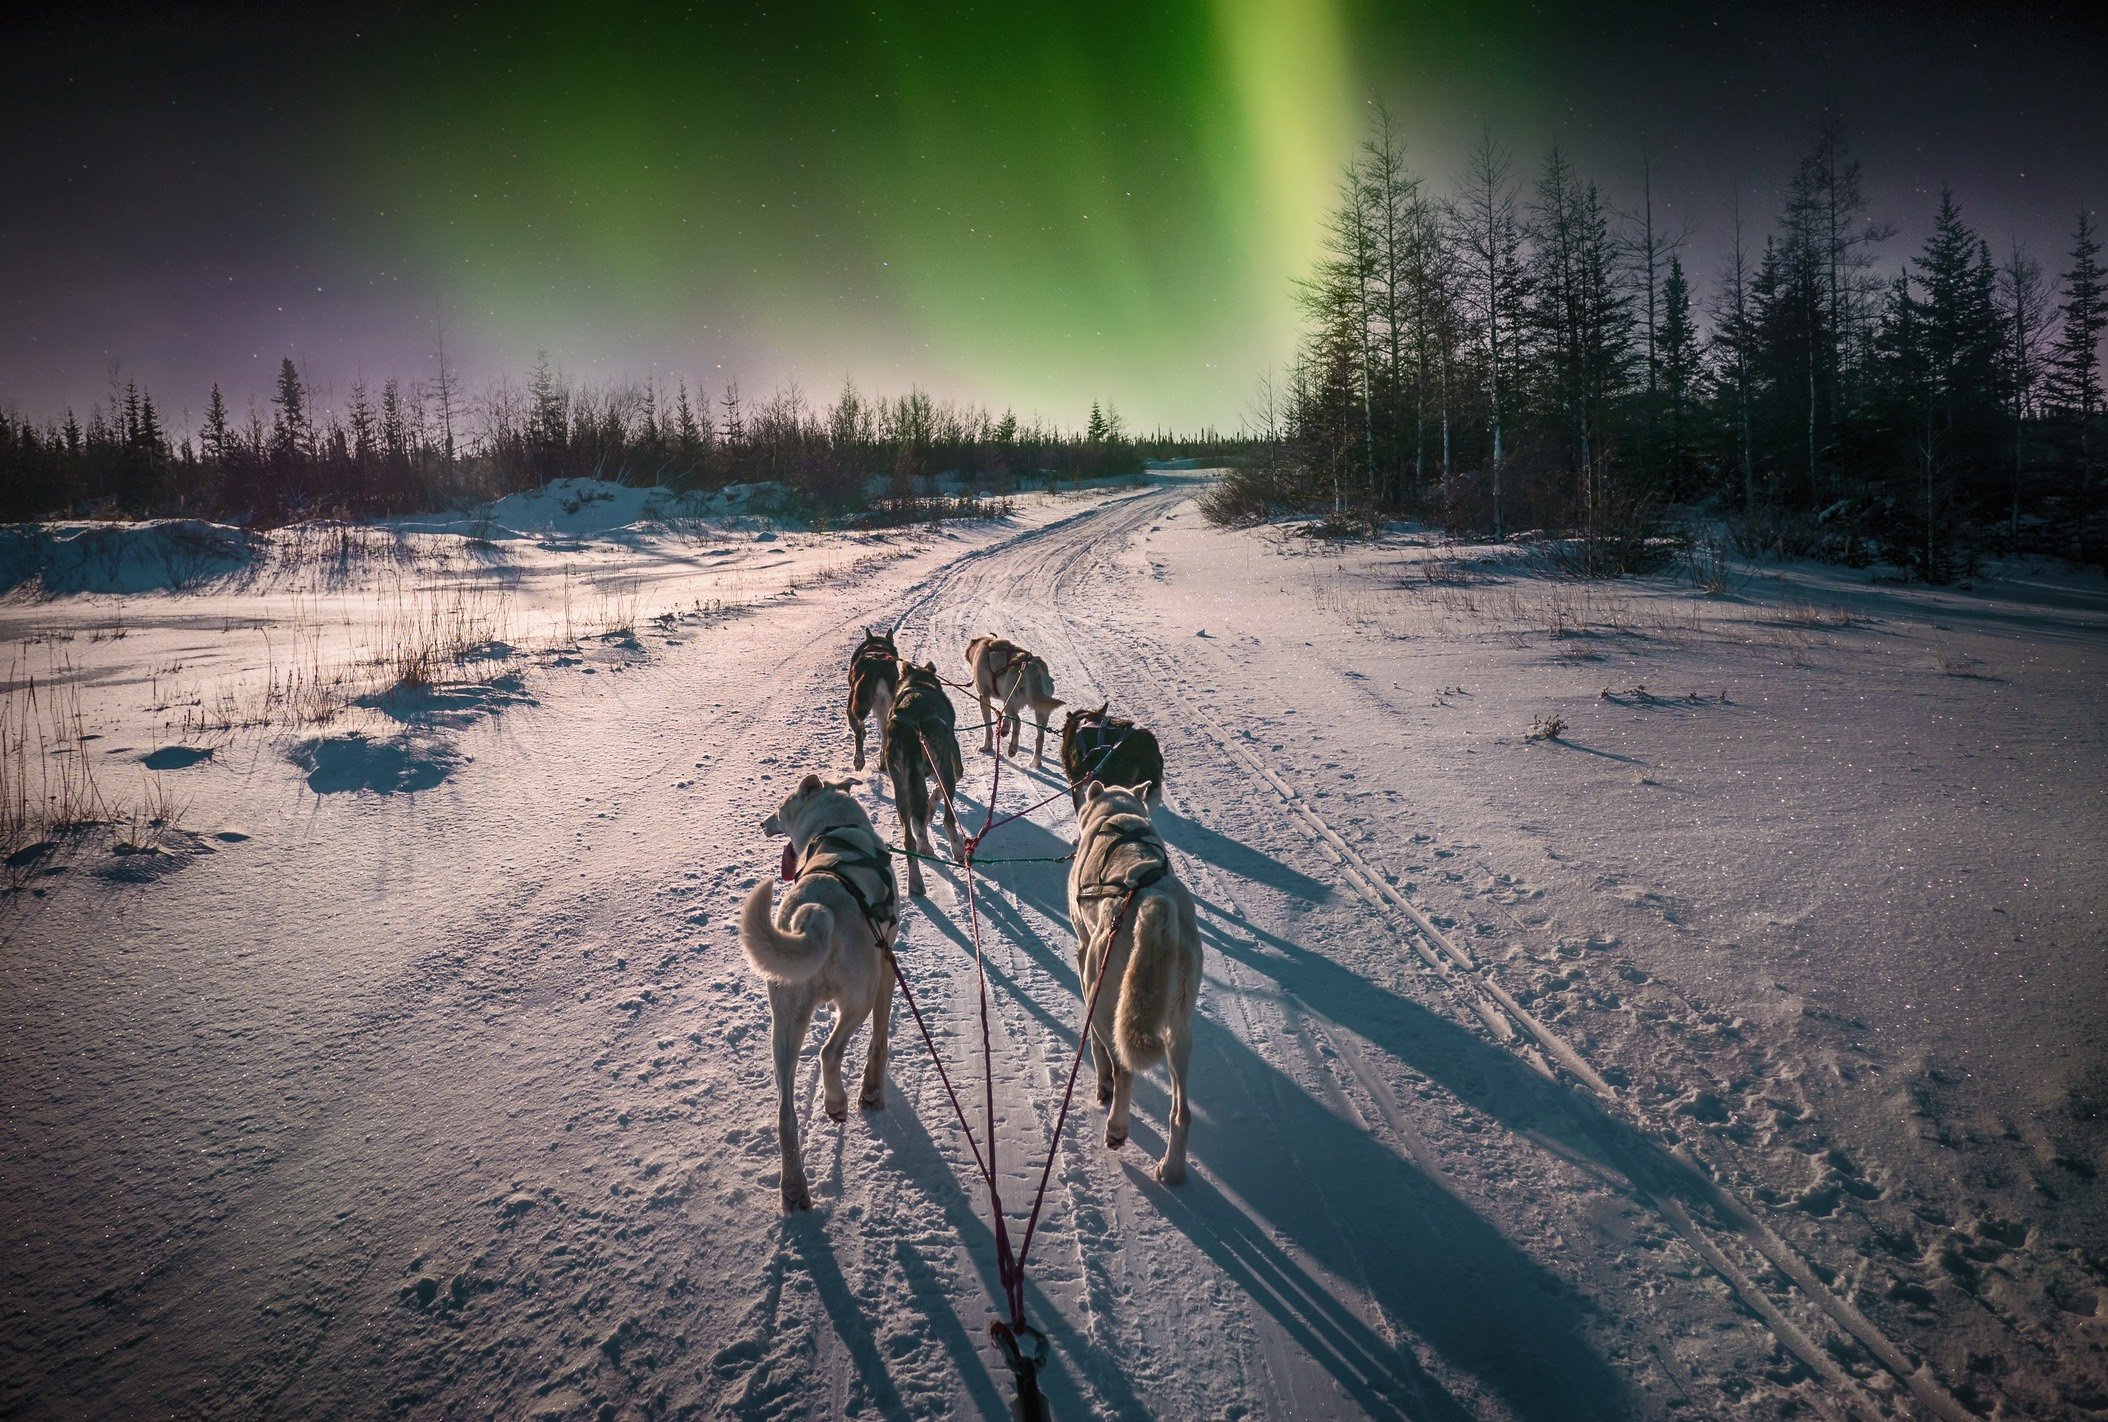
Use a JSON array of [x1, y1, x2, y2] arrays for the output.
[[1213, 108, 2105, 579], [0, 351, 1210, 526]]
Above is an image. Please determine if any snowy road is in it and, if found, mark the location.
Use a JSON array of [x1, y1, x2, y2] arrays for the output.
[[5, 479, 2103, 1418]]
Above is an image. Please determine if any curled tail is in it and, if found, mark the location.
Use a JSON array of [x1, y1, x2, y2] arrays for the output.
[[1115, 893, 1184, 1070], [740, 879, 836, 985]]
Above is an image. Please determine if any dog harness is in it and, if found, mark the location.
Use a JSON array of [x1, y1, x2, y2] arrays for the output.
[[1074, 817, 1169, 902], [851, 644, 899, 684], [794, 825, 899, 950], [1068, 715, 1143, 780]]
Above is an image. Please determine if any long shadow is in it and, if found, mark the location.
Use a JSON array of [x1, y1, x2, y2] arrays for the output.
[[1154, 806, 1335, 904], [1189, 889, 1753, 1250], [995, 754, 1335, 908], [894, 849, 1624, 1417], [1545, 738, 1646, 766], [890, 770, 1667, 1414], [868, 1096, 1157, 1420], [781, 1217, 911, 1418], [1174, 1006, 1622, 1419]]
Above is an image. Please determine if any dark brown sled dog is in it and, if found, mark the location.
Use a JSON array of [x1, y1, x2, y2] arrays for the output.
[[1059, 703, 1166, 809], [846, 627, 900, 772], [884, 660, 965, 895]]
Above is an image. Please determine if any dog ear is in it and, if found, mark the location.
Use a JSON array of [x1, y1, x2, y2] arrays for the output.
[[1083, 779, 1104, 801], [1131, 780, 1156, 803], [797, 772, 823, 796], [864, 625, 875, 639], [888, 624, 899, 640], [923, 660, 937, 674]]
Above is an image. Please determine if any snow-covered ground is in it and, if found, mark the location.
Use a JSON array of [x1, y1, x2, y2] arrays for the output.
[[3, 474, 2103, 1419]]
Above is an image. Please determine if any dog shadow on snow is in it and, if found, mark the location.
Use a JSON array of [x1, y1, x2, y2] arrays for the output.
[[1004, 759, 1335, 905], [860, 798, 1624, 1421]]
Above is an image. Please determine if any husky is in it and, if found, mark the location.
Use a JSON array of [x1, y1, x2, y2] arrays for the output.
[[965, 635, 1064, 766], [1067, 781, 1200, 1184], [846, 626, 900, 772], [1059, 703, 1166, 810], [884, 660, 965, 897], [741, 773, 900, 1212]]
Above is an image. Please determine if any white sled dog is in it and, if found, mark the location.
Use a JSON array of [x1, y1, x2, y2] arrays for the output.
[[1067, 781, 1201, 1184], [740, 773, 899, 1212], [965, 634, 1064, 766]]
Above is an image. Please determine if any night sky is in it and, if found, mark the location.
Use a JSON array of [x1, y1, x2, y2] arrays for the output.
[[3, 1, 2102, 435]]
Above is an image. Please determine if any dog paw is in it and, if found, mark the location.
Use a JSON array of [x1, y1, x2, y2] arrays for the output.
[[1155, 1159, 1186, 1186], [781, 1184, 813, 1213], [859, 1090, 885, 1110], [909, 882, 928, 898], [1096, 1085, 1114, 1107], [1105, 1128, 1127, 1150], [826, 1103, 848, 1124]]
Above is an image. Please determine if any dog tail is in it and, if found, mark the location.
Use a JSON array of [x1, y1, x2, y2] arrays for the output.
[[740, 879, 836, 985], [1115, 890, 1188, 1070]]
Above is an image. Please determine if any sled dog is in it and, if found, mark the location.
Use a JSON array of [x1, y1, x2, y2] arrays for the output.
[[846, 627, 900, 773], [1067, 781, 1200, 1184], [884, 660, 965, 896], [741, 774, 899, 1212], [1059, 703, 1165, 810], [964, 635, 1064, 766]]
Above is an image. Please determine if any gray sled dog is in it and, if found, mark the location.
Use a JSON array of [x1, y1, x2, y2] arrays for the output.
[[846, 627, 900, 772], [1067, 781, 1200, 1184], [965, 635, 1064, 766], [740, 773, 899, 1212], [884, 660, 965, 896], [1059, 703, 1165, 810]]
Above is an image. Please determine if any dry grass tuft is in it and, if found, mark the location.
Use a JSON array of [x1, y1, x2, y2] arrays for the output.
[[2, 651, 108, 859], [1526, 713, 1569, 741]]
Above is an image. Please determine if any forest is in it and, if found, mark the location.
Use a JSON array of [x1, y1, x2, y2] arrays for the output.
[[4, 113, 2102, 581], [1211, 112, 2104, 581], [0, 356, 1193, 527]]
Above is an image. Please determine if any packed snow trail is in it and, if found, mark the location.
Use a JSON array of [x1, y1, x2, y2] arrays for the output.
[[5, 478, 2103, 1419]]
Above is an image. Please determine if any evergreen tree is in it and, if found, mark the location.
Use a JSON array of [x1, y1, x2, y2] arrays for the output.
[[2047, 209, 2103, 555], [271, 358, 309, 463], [1658, 255, 1699, 491], [1455, 124, 1528, 534]]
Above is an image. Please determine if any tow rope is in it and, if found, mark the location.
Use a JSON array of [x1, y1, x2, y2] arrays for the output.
[[892, 726, 1156, 1419]]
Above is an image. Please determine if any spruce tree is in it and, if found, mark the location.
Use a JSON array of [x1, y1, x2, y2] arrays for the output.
[[1659, 255, 1698, 490], [2047, 209, 2103, 556]]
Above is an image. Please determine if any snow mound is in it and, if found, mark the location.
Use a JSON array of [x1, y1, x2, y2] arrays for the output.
[[0, 519, 258, 596], [291, 732, 463, 794]]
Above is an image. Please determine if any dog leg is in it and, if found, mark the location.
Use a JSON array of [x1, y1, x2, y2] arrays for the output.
[[1092, 1032, 1115, 1107], [873, 685, 894, 777], [979, 689, 996, 753], [1107, 1065, 1134, 1150], [851, 713, 866, 771], [1031, 714, 1048, 769], [860, 968, 892, 1108], [900, 811, 926, 897], [772, 990, 816, 1211], [1156, 1020, 1192, 1185], [820, 1002, 866, 1122]]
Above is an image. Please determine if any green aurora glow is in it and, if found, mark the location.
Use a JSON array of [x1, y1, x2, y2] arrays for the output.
[[23, 3, 2091, 433], [325, 2, 1550, 429]]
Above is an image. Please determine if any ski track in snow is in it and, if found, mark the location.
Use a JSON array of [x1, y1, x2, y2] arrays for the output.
[[3, 477, 2103, 1420]]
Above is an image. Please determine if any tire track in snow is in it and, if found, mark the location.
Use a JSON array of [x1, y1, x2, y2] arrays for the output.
[[1088, 568, 1970, 1422]]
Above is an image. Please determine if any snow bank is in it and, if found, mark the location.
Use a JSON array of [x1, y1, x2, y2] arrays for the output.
[[0, 519, 258, 596], [384, 478, 800, 542]]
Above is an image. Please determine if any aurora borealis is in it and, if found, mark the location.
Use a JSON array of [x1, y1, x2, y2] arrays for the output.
[[4, 1, 2103, 434]]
